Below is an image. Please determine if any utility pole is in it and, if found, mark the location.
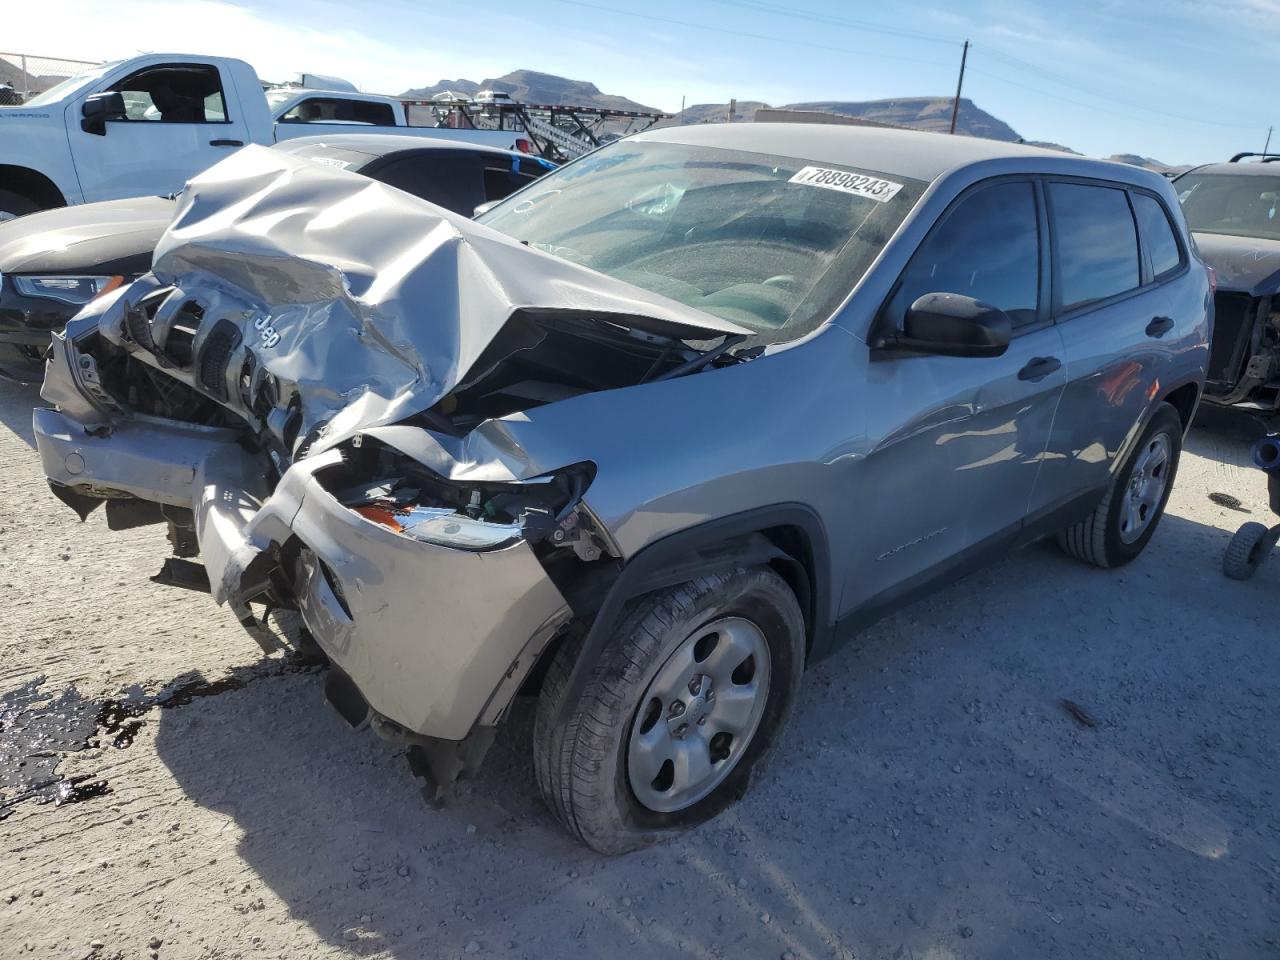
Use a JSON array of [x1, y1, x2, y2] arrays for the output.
[[1265, 125, 1274, 156], [949, 40, 970, 135], [680, 95, 686, 124]]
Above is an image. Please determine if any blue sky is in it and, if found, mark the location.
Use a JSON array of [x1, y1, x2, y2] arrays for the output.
[[12, 0, 1280, 165]]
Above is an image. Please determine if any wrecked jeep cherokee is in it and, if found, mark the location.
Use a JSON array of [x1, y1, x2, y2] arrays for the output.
[[35, 125, 1210, 853]]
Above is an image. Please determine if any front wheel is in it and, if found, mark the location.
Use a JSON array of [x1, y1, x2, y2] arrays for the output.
[[533, 566, 804, 854], [1058, 403, 1183, 568]]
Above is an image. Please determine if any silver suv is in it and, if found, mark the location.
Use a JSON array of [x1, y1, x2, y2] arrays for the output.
[[34, 126, 1211, 853]]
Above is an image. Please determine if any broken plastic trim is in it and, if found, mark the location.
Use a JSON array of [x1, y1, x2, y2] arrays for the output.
[[323, 438, 601, 555]]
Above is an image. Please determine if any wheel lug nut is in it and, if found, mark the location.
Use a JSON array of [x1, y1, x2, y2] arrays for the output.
[[676, 723, 689, 737], [670, 701, 685, 717], [688, 677, 701, 695], [697, 716, 706, 726]]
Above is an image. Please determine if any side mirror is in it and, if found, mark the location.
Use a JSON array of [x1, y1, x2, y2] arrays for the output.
[[893, 292, 1012, 358], [81, 92, 126, 135], [472, 199, 500, 218]]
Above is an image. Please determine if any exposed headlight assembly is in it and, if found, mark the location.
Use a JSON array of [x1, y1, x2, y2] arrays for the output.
[[12, 275, 123, 305], [325, 443, 605, 557]]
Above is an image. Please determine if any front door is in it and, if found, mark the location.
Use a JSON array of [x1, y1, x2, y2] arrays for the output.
[[848, 179, 1067, 611], [69, 62, 249, 203]]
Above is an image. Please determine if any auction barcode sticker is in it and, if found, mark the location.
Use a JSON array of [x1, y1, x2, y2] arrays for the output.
[[789, 166, 903, 202]]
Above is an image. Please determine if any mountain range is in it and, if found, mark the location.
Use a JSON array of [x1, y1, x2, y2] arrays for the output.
[[402, 70, 656, 114], [406, 71, 1171, 169]]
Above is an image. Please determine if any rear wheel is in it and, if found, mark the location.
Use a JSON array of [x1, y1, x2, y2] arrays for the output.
[[1058, 403, 1183, 568], [533, 566, 804, 854]]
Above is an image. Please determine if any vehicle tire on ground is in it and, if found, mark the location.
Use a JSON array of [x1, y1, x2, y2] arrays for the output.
[[0, 188, 39, 222], [1222, 521, 1275, 580], [533, 565, 804, 854], [1058, 402, 1183, 568]]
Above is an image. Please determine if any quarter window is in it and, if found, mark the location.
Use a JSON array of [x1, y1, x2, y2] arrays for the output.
[[1049, 182, 1140, 311], [1131, 193, 1183, 278], [897, 181, 1040, 327]]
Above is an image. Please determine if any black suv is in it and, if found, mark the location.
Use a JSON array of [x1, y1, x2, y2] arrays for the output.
[[1175, 154, 1280, 414]]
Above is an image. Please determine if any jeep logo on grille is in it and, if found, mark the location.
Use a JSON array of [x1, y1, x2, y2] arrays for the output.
[[253, 314, 281, 349]]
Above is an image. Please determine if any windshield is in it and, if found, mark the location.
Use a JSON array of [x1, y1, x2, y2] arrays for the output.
[[478, 141, 925, 340], [21, 62, 114, 107], [1176, 172, 1280, 241]]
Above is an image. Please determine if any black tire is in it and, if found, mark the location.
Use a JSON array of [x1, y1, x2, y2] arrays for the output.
[[1057, 402, 1183, 568], [1223, 522, 1274, 581], [0, 188, 39, 222], [533, 566, 804, 854]]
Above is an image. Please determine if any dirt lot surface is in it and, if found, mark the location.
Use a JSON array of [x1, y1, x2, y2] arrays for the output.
[[1, 376, 1277, 960]]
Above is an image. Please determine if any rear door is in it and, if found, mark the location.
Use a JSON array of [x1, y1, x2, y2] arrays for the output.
[[68, 62, 249, 202], [1037, 181, 1188, 513], [852, 178, 1068, 607]]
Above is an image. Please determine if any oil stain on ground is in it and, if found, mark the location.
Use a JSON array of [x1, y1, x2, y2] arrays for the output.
[[0, 661, 318, 820]]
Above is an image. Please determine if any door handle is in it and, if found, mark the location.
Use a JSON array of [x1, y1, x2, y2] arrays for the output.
[[1017, 356, 1062, 382], [1146, 316, 1175, 338], [208, 139, 244, 147]]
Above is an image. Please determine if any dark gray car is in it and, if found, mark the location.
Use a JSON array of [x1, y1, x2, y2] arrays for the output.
[[1174, 155, 1280, 413], [33, 124, 1210, 852]]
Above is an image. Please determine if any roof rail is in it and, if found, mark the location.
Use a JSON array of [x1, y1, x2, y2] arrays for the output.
[[1229, 151, 1280, 162]]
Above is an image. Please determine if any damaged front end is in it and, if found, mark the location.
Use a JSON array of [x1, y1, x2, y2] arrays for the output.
[[33, 145, 750, 795]]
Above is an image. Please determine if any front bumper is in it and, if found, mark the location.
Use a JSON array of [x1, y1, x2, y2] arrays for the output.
[[34, 405, 572, 742], [0, 285, 77, 383]]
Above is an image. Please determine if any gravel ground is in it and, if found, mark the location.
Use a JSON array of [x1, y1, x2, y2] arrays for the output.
[[1, 376, 1277, 960]]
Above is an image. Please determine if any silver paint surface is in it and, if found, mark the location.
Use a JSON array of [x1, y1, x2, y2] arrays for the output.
[[34, 128, 1211, 742]]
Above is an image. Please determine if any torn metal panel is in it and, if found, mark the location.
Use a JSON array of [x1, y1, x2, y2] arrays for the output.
[[109, 145, 749, 455]]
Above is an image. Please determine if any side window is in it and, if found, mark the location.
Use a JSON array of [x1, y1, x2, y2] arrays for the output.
[[369, 156, 483, 215], [896, 181, 1040, 327], [109, 65, 227, 123], [483, 165, 543, 202], [1049, 182, 1140, 311], [279, 98, 396, 126], [1131, 193, 1183, 279]]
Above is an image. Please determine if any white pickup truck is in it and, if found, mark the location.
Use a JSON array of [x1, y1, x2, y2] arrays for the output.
[[0, 53, 531, 220]]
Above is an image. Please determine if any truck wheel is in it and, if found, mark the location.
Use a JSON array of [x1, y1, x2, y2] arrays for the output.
[[1058, 403, 1183, 568], [533, 566, 804, 854], [0, 189, 39, 222], [1223, 522, 1276, 580]]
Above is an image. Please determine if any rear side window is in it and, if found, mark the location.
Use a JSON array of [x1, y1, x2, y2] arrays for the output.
[[1049, 182, 1139, 311], [896, 180, 1040, 327], [1131, 193, 1183, 278], [279, 97, 396, 126], [369, 155, 483, 215]]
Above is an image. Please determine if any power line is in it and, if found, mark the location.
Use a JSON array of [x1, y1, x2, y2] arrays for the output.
[[701, 0, 960, 46], [539, 0, 1268, 136], [539, 0, 952, 69], [968, 65, 1261, 132], [976, 47, 1257, 130]]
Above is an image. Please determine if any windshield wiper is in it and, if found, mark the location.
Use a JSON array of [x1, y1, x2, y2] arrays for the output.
[[649, 333, 749, 382]]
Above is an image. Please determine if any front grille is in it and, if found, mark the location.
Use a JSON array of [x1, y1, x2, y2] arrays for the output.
[[197, 319, 241, 399], [1208, 292, 1256, 384]]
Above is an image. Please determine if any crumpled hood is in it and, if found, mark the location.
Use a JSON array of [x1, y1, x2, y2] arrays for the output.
[[0, 196, 174, 275], [83, 144, 746, 454], [1193, 231, 1280, 296]]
